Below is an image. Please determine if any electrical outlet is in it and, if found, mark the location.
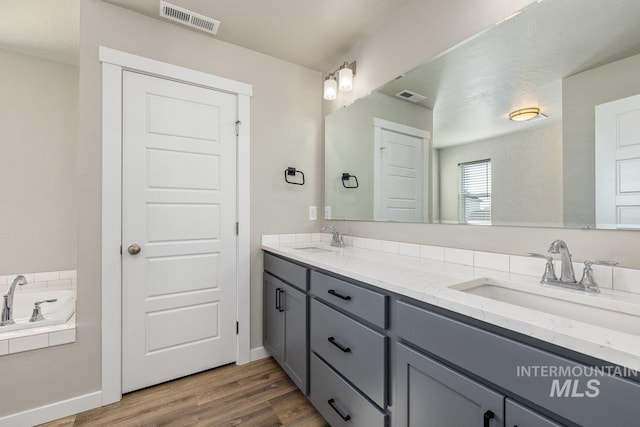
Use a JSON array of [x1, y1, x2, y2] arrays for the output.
[[309, 206, 317, 221], [324, 206, 332, 219]]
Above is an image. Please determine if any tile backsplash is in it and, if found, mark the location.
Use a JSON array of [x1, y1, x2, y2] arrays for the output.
[[0, 270, 77, 292], [262, 234, 640, 294]]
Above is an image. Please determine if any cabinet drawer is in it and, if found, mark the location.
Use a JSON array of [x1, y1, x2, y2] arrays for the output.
[[505, 399, 562, 427], [311, 299, 386, 407], [395, 300, 640, 427], [264, 252, 307, 290], [311, 270, 387, 328], [310, 353, 387, 427]]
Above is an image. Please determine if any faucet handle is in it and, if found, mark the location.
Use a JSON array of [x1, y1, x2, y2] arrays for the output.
[[527, 253, 553, 262], [527, 253, 557, 284], [579, 261, 617, 293], [584, 260, 618, 268], [29, 299, 57, 322]]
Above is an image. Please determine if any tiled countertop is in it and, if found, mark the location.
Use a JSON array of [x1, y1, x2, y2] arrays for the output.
[[262, 240, 640, 372]]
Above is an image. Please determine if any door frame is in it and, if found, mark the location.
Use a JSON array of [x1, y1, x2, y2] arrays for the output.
[[372, 117, 431, 221], [99, 47, 252, 405]]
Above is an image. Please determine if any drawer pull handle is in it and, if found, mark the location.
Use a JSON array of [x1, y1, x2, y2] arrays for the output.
[[483, 410, 495, 427], [328, 336, 351, 353], [328, 398, 351, 421], [328, 289, 351, 301], [275, 288, 284, 312]]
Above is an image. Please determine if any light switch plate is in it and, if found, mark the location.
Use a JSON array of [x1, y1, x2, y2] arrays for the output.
[[309, 206, 317, 220], [324, 206, 332, 219]]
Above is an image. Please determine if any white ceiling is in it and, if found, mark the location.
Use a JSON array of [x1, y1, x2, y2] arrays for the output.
[[377, 0, 640, 148], [0, 0, 79, 64], [102, 0, 411, 71]]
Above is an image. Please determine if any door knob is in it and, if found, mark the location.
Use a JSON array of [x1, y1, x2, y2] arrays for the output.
[[127, 244, 141, 255]]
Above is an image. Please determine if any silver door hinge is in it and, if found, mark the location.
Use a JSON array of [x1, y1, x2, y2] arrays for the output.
[[235, 222, 239, 235], [235, 120, 241, 136], [236, 321, 239, 334]]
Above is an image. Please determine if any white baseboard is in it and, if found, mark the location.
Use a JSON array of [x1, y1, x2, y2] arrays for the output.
[[0, 391, 102, 427], [250, 346, 270, 361]]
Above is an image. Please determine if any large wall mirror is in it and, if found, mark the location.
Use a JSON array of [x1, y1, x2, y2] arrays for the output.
[[325, 0, 640, 230]]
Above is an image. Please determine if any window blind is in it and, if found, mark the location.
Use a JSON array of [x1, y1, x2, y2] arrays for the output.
[[459, 159, 491, 224]]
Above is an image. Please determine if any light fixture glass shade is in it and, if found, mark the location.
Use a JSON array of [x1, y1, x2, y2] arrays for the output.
[[324, 76, 337, 100], [509, 107, 541, 121], [338, 66, 353, 91]]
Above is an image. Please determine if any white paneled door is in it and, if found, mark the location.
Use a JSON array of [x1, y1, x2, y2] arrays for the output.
[[596, 93, 640, 229], [122, 71, 238, 393], [374, 121, 429, 222]]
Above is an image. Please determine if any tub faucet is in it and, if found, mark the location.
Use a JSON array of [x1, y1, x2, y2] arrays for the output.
[[1, 275, 27, 326], [548, 240, 576, 283], [322, 224, 345, 248]]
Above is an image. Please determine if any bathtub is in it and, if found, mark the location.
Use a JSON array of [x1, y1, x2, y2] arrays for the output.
[[0, 289, 75, 333]]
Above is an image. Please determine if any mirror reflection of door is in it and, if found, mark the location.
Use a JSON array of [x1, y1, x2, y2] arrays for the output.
[[373, 118, 430, 222], [596, 93, 640, 229]]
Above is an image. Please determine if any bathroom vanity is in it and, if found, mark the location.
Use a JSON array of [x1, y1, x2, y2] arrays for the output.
[[263, 240, 640, 427]]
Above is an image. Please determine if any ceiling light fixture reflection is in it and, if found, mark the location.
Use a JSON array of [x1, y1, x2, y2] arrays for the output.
[[509, 107, 543, 122]]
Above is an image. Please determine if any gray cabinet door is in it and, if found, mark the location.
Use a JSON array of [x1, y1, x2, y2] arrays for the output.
[[505, 399, 562, 427], [394, 343, 505, 427], [263, 273, 284, 361], [282, 281, 308, 393]]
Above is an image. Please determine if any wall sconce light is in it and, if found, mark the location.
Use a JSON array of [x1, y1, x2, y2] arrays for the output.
[[338, 62, 354, 91], [324, 75, 337, 100], [509, 107, 545, 122], [324, 61, 356, 100]]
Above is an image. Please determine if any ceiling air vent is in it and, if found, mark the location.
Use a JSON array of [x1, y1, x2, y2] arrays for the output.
[[395, 90, 427, 103], [159, 1, 221, 35]]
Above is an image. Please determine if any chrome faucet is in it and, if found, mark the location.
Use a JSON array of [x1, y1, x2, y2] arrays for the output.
[[548, 240, 576, 283], [1, 275, 28, 326], [322, 224, 345, 248], [528, 241, 617, 293]]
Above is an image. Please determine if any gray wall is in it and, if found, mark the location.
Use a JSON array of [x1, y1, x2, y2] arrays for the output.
[[0, 49, 78, 274], [563, 52, 640, 227], [2, 0, 322, 416], [438, 124, 563, 226], [325, 92, 432, 220]]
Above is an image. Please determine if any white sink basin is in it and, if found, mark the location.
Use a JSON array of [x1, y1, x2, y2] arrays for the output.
[[451, 280, 640, 336], [293, 245, 336, 254]]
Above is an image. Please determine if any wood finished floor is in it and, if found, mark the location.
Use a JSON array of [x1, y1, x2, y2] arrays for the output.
[[40, 358, 328, 427]]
